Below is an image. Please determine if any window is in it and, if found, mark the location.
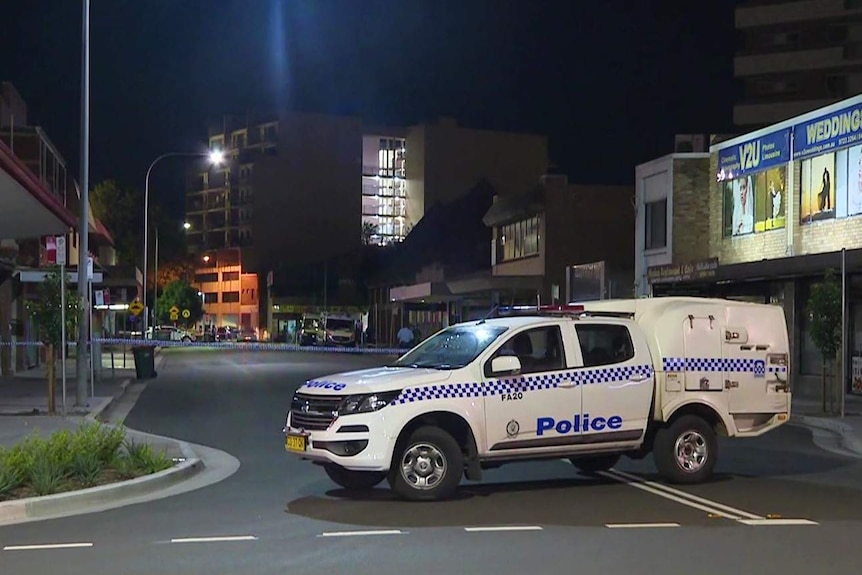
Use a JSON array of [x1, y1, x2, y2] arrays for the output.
[[195, 273, 218, 283], [222, 271, 239, 281], [499, 215, 540, 262], [204, 292, 218, 304], [486, 326, 566, 376], [644, 198, 667, 250], [575, 324, 635, 367], [722, 165, 787, 237], [222, 291, 240, 303]]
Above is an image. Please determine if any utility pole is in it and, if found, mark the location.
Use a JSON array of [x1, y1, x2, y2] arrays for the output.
[[76, 0, 90, 407]]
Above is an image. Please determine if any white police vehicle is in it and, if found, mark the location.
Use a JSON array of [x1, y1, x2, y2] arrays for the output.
[[283, 297, 791, 501]]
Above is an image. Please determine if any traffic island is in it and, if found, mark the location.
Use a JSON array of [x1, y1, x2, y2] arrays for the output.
[[0, 421, 202, 525]]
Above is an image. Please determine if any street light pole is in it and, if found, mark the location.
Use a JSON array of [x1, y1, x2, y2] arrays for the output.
[[76, 0, 90, 408], [142, 150, 223, 338]]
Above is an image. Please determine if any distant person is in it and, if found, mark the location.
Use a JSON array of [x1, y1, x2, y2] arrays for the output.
[[397, 325, 415, 349]]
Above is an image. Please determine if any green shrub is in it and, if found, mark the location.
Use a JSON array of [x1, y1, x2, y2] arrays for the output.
[[124, 440, 173, 475], [70, 422, 125, 465], [0, 448, 25, 496], [69, 450, 103, 487], [28, 438, 66, 496]]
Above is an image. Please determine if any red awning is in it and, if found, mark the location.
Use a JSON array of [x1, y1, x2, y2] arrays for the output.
[[0, 138, 77, 238]]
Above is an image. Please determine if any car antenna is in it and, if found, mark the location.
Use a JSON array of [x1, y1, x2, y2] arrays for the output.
[[477, 305, 499, 323]]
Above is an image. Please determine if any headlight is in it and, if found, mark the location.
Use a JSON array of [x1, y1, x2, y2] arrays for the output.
[[338, 391, 402, 415]]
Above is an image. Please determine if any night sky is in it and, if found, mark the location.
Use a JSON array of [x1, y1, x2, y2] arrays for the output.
[[1, 0, 736, 216]]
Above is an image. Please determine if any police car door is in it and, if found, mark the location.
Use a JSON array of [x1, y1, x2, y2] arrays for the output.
[[482, 324, 581, 454], [573, 321, 654, 446]]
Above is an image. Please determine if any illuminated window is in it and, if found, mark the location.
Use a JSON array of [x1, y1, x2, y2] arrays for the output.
[[498, 216, 540, 262]]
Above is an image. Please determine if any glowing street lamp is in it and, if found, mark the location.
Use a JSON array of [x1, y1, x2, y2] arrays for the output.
[[142, 150, 224, 336], [183, 221, 192, 230]]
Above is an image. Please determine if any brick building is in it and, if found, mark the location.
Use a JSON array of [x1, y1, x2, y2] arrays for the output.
[[635, 96, 862, 400]]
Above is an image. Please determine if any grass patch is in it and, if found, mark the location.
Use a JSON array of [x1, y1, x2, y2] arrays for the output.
[[0, 422, 176, 502]]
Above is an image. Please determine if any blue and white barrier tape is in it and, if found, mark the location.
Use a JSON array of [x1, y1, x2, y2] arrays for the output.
[[0, 338, 405, 355]]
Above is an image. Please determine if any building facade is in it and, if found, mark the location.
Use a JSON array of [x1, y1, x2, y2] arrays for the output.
[[734, 0, 862, 129], [186, 112, 549, 333], [192, 248, 259, 332], [636, 94, 862, 400]]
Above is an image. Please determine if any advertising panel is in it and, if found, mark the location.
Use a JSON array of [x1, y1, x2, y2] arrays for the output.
[[717, 128, 790, 181], [800, 152, 836, 223], [722, 165, 786, 237], [793, 102, 862, 160]]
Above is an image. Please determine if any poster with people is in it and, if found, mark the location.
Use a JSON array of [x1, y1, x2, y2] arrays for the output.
[[731, 175, 754, 236], [800, 152, 836, 222], [755, 166, 786, 232]]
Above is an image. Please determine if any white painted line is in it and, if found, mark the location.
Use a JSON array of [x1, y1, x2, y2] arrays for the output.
[[464, 526, 543, 532], [737, 519, 819, 526], [3, 543, 94, 551], [318, 530, 404, 538], [170, 536, 258, 544], [602, 469, 764, 521], [606, 523, 680, 529]]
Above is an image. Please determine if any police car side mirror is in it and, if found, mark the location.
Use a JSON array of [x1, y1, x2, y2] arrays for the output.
[[491, 355, 521, 375]]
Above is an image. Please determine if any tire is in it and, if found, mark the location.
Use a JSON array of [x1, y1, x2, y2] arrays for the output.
[[653, 415, 717, 484], [388, 426, 463, 501], [570, 453, 621, 475], [323, 464, 386, 491]]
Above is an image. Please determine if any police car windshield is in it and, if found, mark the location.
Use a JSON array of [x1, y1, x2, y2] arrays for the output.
[[392, 325, 508, 369]]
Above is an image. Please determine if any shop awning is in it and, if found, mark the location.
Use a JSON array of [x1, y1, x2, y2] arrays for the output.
[[0, 139, 76, 238], [389, 273, 545, 303], [715, 249, 862, 283]]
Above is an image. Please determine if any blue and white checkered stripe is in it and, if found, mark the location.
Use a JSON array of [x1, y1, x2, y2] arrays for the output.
[[662, 357, 787, 376], [392, 364, 654, 405]]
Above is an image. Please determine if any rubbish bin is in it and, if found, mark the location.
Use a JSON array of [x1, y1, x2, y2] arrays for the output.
[[132, 345, 157, 380]]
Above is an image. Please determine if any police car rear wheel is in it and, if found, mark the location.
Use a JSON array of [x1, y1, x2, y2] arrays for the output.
[[653, 415, 717, 484], [570, 454, 621, 475], [389, 426, 463, 501], [323, 464, 386, 490]]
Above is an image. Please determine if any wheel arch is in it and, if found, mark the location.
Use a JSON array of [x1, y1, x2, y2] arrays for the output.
[[392, 410, 480, 478]]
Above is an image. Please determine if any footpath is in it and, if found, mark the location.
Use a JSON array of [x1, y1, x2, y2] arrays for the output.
[[0, 348, 239, 527], [789, 394, 862, 457]]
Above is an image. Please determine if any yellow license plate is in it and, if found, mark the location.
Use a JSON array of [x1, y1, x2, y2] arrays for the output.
[[285, 434, 307, 452]]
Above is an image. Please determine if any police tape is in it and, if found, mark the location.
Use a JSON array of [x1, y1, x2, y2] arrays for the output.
[[0, 338, 405, 355]]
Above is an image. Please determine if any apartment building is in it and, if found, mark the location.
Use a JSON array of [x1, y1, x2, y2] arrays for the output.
[[635, 94, 862, 400], [734, 0, 862, 128], [192, 247, 259, 331], [185, 111, 549, 332]]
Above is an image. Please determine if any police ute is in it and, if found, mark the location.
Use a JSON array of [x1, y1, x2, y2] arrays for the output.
[[283, 297, 791, 501]]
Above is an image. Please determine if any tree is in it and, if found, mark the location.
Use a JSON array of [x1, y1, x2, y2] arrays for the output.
[[807, 268, 842, 413], [91, 180, 142, 267], [155, 280, 204, 328], [155, 255, 195, 293], [361, 222, 378, 245], [25, 266, 82, 414]]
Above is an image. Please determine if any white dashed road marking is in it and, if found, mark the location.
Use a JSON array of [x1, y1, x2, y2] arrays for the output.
[[3, 543, 94, 551], [318, 530, 405, 538], [605, 523, 680, 529], [464, 526, 543, 532], [170, 536, 258, 544], [738, 519, 819, 526]]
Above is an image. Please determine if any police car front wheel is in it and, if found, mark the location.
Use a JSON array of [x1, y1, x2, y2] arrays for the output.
[[389, 426, 463, 501], [323, 464, 386, 491], [653, 415, 717, 484]]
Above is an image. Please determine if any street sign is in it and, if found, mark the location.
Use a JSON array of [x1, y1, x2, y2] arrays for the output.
[[86, 256, 94, 281], [182, 309, 191, 319], [94, 290, 104, 307], [169, 311, 179, 321], [129, 297, 144, 316], [169, 305, 180, 322], [55, 236, 66, 266], [129, 298, 144, 315]]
